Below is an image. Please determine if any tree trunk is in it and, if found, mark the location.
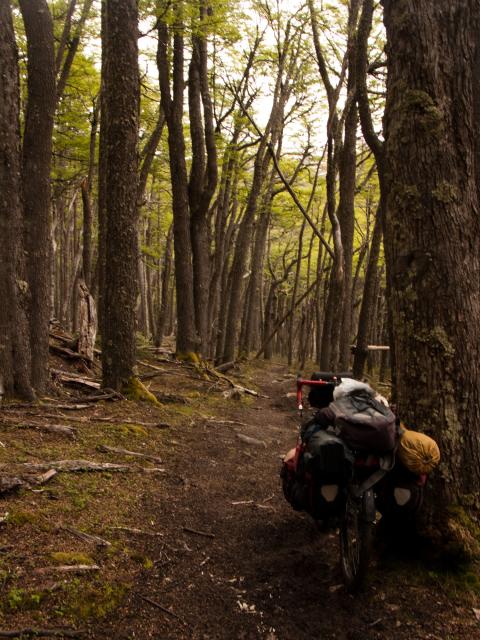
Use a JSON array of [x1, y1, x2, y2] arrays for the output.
[[188, 4, 218, 354], [101, 0, 139, 391], [157, 8, 199, 356], [0, 0, 34, 401], [155, 225, 173, 348], [19, 0, 56, 394], [382, 0, 480, 539], [352, 206, 383, 379]]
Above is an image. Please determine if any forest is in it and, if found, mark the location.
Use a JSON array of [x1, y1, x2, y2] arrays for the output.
[[0, 0, 479, 638]]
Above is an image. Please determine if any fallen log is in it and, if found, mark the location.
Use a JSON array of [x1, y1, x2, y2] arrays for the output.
[[0, 476, 23, 494], [51, 370, 100, 391], [17, 423, 76, 437], [34, 565, 100, 575], [49, 343, 85, 360]]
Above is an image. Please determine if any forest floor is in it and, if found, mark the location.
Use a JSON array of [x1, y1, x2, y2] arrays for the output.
[[0, 352, 479, 639]]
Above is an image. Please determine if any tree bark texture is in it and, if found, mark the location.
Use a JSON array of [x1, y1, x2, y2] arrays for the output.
[[188, 5, 218, 353], [157, 8, 199, 356], [19, 0, 56, 394], [352, 206, 383, 379], [382, 0, 480, 514], [101, 0, 139, 391], [0, 0, 34, 400]]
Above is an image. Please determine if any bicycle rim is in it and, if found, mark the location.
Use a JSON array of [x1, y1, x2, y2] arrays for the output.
[[340, 494, 374, 592]]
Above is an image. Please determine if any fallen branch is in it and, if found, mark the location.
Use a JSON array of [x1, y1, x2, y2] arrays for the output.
[[27, 469, 57, 486], [34, 565, 100, 574], [19, 460, 130, 473], [138, 594, 188, 627], [206, 366, 261, 397], [215, 361, 236, 373], [0, 403, 92, 411], [183, 526, 215, 539], [0, 476, 23, 495], [0, 469, 57, 495], [0, 628, 84, 639], [18, 423, 76, 437], [49, 343, 89, 362], [62, 526, 111, 548], [200, 414, 249, 427], [66, 391, 125, 403], [97, 445, 163, 464], [137, 360, 167, 373], [236, 433, 266, 448], [51, 369, 100, 390], [110, 526, 163, 537]]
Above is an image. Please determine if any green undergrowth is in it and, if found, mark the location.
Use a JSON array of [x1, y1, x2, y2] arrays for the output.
[[4, 587, 48, 613], [55, 577, 131, 621]]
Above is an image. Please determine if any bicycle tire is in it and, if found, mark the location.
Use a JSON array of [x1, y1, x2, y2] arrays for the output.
[[339, 491, 375, 592]]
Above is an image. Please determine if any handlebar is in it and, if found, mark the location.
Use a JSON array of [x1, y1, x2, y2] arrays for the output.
[[296, 371, 352, 411], [296, 376, 334, 411]]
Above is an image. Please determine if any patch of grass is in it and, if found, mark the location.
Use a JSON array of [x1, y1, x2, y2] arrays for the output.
[[50, 551, 95, 566]]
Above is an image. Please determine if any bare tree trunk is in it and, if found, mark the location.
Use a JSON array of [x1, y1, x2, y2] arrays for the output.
[[101, 0, 139, 391], [188, 1, 218, 353], [75, 278, 97, 363], [0, 0, 34, 401], [155, 225, 173, 348], [81, 98, 99, 289], [352, 206, 383, 379], [19, 0, 56, 394], [157, 6, 198, 355], [288, 219, 306, 366]]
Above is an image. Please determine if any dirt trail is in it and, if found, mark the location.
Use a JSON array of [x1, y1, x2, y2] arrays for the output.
[[93, 362, 479, 640]]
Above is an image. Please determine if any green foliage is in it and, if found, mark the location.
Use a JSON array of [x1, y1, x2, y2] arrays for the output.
[[6, 587, 46, 612]]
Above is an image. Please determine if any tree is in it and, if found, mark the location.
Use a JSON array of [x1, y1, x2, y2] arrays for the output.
[[0, 0, 34, 401], [157, 1, 200, 356], [101, 0, 140, 391], [382, 0, 480, 549], [19, 0, 56, 394]]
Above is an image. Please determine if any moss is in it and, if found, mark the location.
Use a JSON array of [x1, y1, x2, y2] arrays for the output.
[[435, 506, 480, 562], [61, 579, 130, 620], [124, 376, 162, 407], [176, 351, 201, 365], [403, 89, 443, 131], [99, 422, 149, 438], [432, 181, 460, 204], [50, 551, 95, 566], [6, 510, 38, 526]]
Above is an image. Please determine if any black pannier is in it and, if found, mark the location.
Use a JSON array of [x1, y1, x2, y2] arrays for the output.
[[302, 429, 353, 519]]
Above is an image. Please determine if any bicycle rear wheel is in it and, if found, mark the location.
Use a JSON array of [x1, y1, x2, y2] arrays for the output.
[[339, 490, 375, 592]]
